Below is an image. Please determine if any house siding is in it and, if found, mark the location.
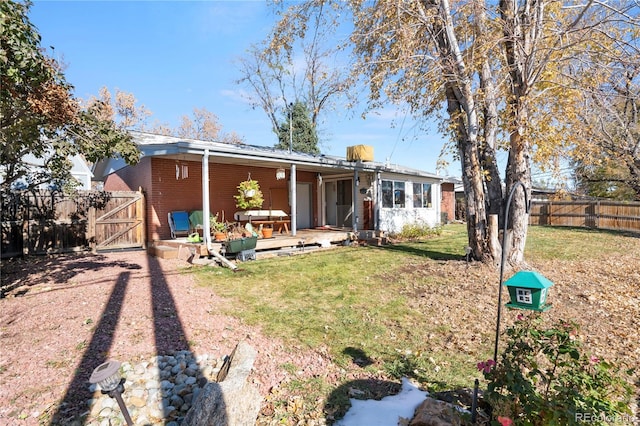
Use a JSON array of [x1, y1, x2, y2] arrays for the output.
[[375, 173, 441, 234]]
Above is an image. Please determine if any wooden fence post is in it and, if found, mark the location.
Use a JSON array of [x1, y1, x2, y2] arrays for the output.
[[87, 204, 96, 253], [138, 187, 146, 249]]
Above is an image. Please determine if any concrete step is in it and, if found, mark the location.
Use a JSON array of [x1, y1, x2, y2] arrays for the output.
[[359, 237, 387, 247], [148, 245, 178, 259]]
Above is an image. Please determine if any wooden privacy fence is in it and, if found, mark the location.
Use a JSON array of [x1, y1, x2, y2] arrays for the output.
[[529, 200, 640, 233], [1, 190, 145, 258]]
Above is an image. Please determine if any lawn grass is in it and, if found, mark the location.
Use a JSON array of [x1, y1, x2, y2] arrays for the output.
[[524, 225, 636, 260], [192, 223, 639, 423]]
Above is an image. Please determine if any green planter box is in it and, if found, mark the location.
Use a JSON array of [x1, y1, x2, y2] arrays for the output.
[[224, 236, 258, 254]]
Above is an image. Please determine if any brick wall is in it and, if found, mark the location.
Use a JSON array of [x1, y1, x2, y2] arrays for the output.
[[441, 182, 455, 223], [108, 157, 318, 241]]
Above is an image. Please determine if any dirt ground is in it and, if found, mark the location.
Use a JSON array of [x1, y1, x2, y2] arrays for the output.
[[1, 245, 639, 425], [0, 251, 338, 425]]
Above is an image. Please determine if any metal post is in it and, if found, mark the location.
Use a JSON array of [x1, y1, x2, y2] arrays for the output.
[[106, 379, 133, 426], [494, 180, 529, 362], [291, 164, 297, 236], [353, 169, 359, 232], [202, 149, 211, 246], [289, 102, 293, 154], [471, 378, 479, 424]]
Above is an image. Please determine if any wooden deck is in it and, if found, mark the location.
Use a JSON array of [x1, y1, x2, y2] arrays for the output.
[[148, 228, 353, 260]]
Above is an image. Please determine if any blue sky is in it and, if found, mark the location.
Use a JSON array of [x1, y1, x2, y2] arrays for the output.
[[30, 1, 461, 176]]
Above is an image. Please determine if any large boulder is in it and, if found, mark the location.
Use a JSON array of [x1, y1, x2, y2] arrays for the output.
[[183, 341, 262, 426], [410, 397, 467, 426]]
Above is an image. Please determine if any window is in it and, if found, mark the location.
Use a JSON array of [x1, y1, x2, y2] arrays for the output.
[[412, 182, 433, 208], [382, 180, 406, 208], [516, 288, 532, 304]]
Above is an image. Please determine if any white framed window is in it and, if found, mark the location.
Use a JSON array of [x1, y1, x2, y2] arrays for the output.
[[382, 180, 406, 208], [516, 288, 532, 304], [412, 182, 433, 208]]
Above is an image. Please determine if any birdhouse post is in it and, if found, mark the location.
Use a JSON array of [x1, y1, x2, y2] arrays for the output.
[[504, 271, 554, 312]]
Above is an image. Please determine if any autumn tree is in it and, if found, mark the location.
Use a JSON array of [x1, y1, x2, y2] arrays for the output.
[[0, 1, 139, 191], [165, 107, 245, 144], [90, 88, 246, 144], [570, 62, 640, 201], [173, 107, 245, 144], [267, 0, 639, 264], [85, 86, 152, 131], [275, 101, 319, 154], [235, 1, 347, 144]]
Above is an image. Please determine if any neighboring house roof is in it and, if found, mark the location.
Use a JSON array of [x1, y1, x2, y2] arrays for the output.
[[1, 152, 93, 190], [93, 131, 445, 181]]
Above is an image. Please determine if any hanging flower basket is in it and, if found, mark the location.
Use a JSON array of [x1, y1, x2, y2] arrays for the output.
[[234, 177, 264, 210]]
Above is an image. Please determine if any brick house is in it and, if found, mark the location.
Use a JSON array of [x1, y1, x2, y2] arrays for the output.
[[93, 132, 447, 243]]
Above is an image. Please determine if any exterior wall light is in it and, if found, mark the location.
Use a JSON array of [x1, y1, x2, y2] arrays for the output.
[[276, 167, 286, 180], [89, 360, 133, 426]]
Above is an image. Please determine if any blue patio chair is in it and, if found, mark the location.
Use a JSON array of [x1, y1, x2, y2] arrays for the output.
[[168, 211, 191, 239]]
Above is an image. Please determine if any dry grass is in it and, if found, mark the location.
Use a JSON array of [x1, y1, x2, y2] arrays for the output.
[[194, 224, 640, 424]]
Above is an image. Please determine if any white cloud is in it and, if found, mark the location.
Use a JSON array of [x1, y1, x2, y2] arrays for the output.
[[219, 88, 254, 105]]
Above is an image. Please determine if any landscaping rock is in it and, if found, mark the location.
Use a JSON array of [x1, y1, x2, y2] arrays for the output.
[[410, 397, 466, 426], [85, 350, 224, 426], [183, 341, 262, 426]]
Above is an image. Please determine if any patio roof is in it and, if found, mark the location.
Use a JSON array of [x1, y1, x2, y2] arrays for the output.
[[93, 131, 444, 181]]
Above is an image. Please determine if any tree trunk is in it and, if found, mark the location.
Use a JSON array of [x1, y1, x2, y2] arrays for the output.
[[479, 56, 503, 264], [499, 0, 538, 265], [433, 0, 493, 262], [445, 86, 490, 262], [504, 103, 532, 265]]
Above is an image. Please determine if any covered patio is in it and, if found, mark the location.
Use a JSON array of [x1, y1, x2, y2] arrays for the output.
[[148, 228, 357, 261]]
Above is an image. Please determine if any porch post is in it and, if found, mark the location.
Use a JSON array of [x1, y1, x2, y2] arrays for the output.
[[290, 164, 297, 236], [202, 149, 211, 245], [353, 169, 359, 232], [375, 171, 381, 231]]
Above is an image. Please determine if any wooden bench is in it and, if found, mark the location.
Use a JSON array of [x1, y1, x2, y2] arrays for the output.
[[234, 210, 290, 234], [251, 220, 290, 234]]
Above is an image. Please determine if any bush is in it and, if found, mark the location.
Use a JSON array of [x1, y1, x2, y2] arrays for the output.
[[479, 313, 634, 425], [395, 223, 442, 240]]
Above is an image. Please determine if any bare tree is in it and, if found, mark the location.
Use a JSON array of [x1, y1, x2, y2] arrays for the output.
[[235, 2, 348, 141], [267, 0, 639, 264]]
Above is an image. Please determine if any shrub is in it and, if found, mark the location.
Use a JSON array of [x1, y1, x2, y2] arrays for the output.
[[396, 222, 442, 240], [479, 313, 634, 425]]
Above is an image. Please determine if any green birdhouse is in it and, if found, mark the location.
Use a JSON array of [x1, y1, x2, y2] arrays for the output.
[[504, 271, 554, 312]]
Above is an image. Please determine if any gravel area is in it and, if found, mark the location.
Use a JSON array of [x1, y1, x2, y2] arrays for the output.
[[0, 251, 334, 425]]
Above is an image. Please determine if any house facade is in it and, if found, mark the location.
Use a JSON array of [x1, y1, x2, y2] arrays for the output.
[[2, 153, 93, 190], [93, 132, 447, 242]]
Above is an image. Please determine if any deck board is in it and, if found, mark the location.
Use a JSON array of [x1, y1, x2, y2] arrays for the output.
[[150, 229, 351, 258]]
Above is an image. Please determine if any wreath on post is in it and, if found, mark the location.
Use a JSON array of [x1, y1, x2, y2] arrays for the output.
[[234, 174, 264, 210]]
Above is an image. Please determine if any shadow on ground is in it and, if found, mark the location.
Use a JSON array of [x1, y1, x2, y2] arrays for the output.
[[47, 253, 224, 425], [375, 243, 465, 261], [0, 252, 142, 298]]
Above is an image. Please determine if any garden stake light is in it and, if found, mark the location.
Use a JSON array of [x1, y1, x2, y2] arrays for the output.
[[89, 360, 134, 426]]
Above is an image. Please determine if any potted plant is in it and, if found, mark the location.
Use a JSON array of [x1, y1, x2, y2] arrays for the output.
[[211, 213, 227, 241], [234, 176, 264, 210]]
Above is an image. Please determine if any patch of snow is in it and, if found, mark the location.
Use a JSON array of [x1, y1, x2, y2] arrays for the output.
[[335, 377, 428, 426]]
